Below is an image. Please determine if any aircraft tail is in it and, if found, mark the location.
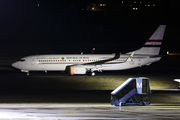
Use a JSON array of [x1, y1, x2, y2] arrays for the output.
[[127, 25, 166, 55]]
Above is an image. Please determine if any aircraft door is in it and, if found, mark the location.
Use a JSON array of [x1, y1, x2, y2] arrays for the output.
[[138, 59, 141, 66], [31, 58, 35, 65]]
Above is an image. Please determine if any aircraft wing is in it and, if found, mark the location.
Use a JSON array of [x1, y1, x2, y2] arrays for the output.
[[82, 52, 134, 72], [83, 53, 121, 65], [83, 52, 135, 66], [67, 52, 134, 75], [66, 53, 120, 74]]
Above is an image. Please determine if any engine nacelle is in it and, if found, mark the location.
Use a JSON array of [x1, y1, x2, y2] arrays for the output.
[[69, 66, 87, 75]]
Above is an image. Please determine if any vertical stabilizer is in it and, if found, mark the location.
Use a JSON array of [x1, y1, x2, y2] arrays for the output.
[[127, 25, 166, 55]]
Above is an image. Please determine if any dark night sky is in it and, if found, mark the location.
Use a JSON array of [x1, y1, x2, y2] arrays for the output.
[[0, 0, 180, 55]]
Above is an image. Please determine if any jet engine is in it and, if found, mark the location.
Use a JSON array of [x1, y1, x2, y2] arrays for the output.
[[69, 66, 87, 75]]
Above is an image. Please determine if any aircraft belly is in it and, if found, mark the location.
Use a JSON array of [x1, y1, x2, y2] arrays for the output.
[[36, 64, 68, 71]]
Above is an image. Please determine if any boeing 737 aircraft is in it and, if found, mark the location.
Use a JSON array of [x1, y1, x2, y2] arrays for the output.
[[12, 25, 166, 76]]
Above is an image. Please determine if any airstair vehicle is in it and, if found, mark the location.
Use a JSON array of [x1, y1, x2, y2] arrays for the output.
[[111, 77, 151, 106]]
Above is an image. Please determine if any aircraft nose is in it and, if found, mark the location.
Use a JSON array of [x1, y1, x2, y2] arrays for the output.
[[12, 62, 19, 69]]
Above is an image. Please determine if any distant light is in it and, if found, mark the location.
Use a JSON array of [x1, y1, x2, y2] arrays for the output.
[[92, 7, 95, 10], [148, 4, 150, 7], [134, 1, 136, 3], [145, 4, 147, 7], [130, 4, 132, 6], [167, 51, 180, 55], [140, 1, 142, 3], [122, 1, 124, 3], [100, 4, 106, 6], [38, 4, 39, 7], [133, 8, 138, 10], [153, 4, 155, 7]]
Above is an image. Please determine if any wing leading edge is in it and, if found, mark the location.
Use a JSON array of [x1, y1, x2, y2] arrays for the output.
[[83, 53, 121, 65]]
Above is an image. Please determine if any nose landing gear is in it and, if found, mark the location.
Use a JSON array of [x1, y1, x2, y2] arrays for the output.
[[21, 70, 29, 76]]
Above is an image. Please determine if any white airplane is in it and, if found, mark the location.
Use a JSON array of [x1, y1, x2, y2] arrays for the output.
[[174, 79, 180, 84], [174, 79, 180, 89], [12, 25, 166, 76]]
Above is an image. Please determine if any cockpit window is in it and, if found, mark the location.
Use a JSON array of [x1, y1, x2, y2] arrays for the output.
[[19, 59, 25, 62]]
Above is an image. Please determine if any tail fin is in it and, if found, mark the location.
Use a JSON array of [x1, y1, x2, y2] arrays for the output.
[[127, 25, 166, 55]]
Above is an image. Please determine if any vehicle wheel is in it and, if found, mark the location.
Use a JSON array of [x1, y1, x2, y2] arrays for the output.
[[140, 102, 143, 106]]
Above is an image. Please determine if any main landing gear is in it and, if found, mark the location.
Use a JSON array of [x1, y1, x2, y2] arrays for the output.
[[89, 72, 95, 76], [27, 72, 30, 76]]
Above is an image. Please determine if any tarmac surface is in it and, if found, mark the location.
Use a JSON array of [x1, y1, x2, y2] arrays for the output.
[[0, 70, 180, 119], [0, 103, 180, 119]]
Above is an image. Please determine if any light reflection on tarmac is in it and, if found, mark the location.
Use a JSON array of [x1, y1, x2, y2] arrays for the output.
[[0, 103, 180, 119]]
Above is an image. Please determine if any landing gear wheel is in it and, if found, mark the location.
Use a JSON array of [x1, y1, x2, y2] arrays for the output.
[[27, 72, 30, 76], [91, 72, 95, 76]]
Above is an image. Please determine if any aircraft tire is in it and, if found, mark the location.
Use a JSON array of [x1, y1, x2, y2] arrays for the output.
[[91, 72, 95, 76]]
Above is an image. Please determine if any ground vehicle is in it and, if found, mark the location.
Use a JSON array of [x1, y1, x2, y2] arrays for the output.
[[111, 77, 151, 106]]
